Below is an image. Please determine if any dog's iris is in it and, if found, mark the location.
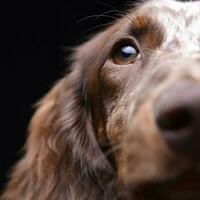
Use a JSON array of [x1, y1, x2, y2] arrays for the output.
[[111, 43, 140, 65]]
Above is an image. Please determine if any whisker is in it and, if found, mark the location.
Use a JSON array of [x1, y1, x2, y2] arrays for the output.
[[77, 11, 118, 24], [118, 8, 134, 23], [95, 10, 119, 20], [80, 22, 113, 36]]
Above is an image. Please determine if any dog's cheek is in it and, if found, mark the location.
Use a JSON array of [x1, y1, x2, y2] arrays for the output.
[[105, 103, 127, 173]]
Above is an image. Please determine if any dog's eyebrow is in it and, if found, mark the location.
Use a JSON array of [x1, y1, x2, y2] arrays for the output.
[[129, 12, 165, 49]]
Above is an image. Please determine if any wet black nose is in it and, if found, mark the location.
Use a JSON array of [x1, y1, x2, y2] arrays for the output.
[[155, 81, 200, 159]]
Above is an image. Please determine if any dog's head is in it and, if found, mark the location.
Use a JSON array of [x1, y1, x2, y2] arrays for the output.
[[2, 1, 200, 200], [76, 0, 200, 199]]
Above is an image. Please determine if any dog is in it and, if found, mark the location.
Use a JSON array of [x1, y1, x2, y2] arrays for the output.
[[1, 0, 200, 199]]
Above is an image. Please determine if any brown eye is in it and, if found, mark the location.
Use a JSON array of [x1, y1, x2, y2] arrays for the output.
[[111, 43, 140, 65]]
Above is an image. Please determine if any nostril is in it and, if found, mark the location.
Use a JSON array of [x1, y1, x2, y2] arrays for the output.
[[156, 106, 192, 131]]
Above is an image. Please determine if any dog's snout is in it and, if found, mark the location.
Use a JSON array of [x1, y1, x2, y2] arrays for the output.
[[154, 81, 200, 159]]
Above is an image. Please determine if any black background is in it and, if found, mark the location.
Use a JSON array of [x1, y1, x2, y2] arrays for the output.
[[0, 0, 132, 191]]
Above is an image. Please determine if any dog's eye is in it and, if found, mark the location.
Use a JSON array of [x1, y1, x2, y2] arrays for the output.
[[111, 43, 140, 65]]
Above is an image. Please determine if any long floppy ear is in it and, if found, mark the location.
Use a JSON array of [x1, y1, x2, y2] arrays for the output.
[[1, 34, 116, 200], [1, 79, 66, 200]]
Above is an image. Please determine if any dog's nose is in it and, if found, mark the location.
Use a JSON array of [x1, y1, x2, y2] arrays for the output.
[[154, 81, 200, 159]]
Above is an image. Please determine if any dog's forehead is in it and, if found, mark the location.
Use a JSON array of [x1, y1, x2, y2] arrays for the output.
[[129, 0, 200, 50], [138, 0, 200, 16]]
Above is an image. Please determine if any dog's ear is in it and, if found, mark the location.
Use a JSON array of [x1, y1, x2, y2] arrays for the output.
[[0, 79, 66, 200], [1, 32, 116, 200]]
